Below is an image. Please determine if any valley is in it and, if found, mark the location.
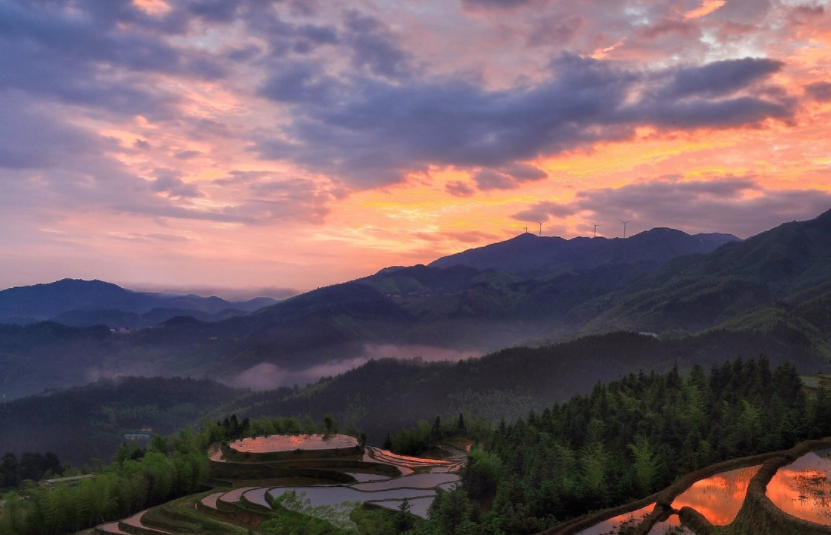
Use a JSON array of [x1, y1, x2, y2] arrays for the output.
[[2, 210, 831, 535]]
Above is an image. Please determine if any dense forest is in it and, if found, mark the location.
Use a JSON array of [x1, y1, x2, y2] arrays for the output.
[[396, 357, 830, 534]]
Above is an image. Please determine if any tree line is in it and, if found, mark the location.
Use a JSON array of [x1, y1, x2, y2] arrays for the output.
[[402, 356, 831, 535]]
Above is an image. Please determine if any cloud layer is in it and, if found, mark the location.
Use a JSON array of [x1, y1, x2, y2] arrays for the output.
[[0, 0, 829, 290]]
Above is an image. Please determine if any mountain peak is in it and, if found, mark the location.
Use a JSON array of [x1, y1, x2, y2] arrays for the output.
[[429, 227, 739, 275]]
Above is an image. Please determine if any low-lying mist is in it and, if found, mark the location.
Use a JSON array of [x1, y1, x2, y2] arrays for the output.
[[228, 344, 483, 391]]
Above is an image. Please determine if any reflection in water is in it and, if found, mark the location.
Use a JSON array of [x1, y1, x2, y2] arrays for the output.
[[230, 434, 359, 453], [573, 503, 654, 535], [767, 449, 831, 525], [645, 517, 692, 535], [671, 465, 760, 525]]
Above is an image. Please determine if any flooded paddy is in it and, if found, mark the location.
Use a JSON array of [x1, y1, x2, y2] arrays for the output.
[[98, 521, 130, 534], [767, 449, 831, 524], [345, 472, 390, 483], [207, 446, 225, 462], [353, 473, 459, 491], [671, 465, 760, 525], [122, 510, 170, 534], [573, 503, 654, 535], [200, 491, 224, 510], [219, 486, 257, 504], [645, 517, 692, 534], [243, 487, 272, 508], [230, 434, 359, 454], [268, 486, 436, 508]]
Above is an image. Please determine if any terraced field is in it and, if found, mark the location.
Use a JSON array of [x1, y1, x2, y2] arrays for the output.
[[93, 435, 467, 535], [553, 438, 831, 535]]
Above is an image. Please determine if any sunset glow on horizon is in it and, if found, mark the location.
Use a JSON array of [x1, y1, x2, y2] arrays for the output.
[[2, 0, 831, 296]]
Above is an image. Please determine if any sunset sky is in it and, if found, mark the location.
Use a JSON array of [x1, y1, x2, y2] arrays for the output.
[[1, 0, 830, 296]]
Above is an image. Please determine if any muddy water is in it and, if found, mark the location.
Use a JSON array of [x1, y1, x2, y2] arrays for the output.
[[671, 464, 760, 525], [767, 449, 831, 525], [573, 503, 655, 535]]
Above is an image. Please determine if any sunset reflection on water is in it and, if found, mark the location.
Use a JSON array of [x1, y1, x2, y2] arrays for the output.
[[670, 465, 760, 525], [767, 450, 831, 525], [229, 434, 359, 453], [574, 503, 655, 535]]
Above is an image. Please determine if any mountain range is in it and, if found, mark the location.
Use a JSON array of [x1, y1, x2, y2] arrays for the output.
[[0, 278, 278, 328], [429, 227, 738, 275], [1, 209, 831, 402]]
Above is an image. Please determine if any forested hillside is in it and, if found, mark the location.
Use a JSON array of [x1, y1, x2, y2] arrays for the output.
[[0, 377, 242, 466], [214, 328, 826, 447], [401, 357, 831, 534]]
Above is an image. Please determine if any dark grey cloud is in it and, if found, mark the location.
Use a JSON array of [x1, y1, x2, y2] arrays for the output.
[[0, 99, 98, 169], [659, 58, 784, 100], [806, 82, 831, 102], [527, 16, 584, 47], [0, 0, 227, 117], [445, 181, 476, 197], [259, 62, 337, 104], [512, 176, 831, 237], [474, 169, 516, 190], [343, 11, 414, 80], [151, 170, 203, 199], [254, 54, 793, 188], [500, 163, 548, 182], [470, 164, 547, 191]]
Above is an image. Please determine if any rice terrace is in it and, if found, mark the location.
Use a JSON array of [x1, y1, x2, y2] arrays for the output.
[[94, 432, 469, 535]]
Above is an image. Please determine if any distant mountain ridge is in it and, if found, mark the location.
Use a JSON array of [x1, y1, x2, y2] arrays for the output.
[[0, 279, 278, 327], [575, 209, 831, 335], [429, 227, 739, 275], [1, 211, 831, 401]]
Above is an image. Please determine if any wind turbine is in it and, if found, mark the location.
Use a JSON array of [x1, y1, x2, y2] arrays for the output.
[[593, 224, 599, 238], [538, 222, 542, 236], [619, 219, 632, 239]]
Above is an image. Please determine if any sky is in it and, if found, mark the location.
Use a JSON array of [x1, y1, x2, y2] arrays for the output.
[[1, 0, 830, 297]]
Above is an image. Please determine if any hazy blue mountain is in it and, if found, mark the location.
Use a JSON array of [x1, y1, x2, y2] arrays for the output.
[[0, 279, 278, 326], [429, 227, 739, 275]]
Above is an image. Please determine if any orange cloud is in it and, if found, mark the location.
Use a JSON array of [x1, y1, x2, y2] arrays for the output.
[[684, 0, 726, 20]]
